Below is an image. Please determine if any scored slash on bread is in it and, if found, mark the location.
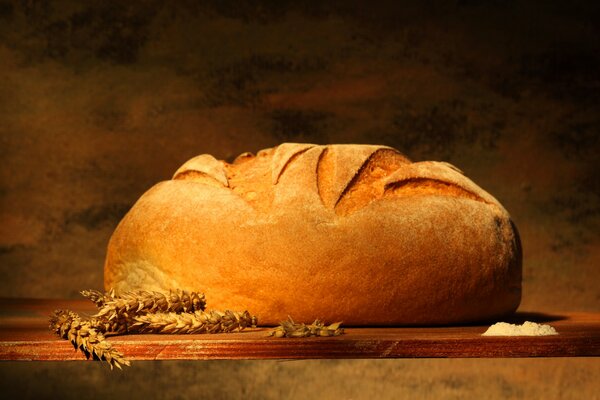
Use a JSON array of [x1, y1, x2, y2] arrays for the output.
[[172, 143, 498, 215]]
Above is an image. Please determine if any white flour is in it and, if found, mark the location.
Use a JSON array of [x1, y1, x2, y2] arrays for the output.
[[482, 321, 558, 336]]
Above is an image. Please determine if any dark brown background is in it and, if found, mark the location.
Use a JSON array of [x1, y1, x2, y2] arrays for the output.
[[0, 0, 598, 398]]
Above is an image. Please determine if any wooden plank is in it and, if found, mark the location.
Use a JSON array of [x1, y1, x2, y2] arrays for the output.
[[0, 298, 598, 360]]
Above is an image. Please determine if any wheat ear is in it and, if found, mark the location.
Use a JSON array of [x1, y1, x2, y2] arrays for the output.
[[49, 309, 130, 369], [82, 289, 206, 320], [130, 309, 257, 334]]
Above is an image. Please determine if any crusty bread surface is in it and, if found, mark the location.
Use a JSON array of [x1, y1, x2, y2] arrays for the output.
[[104, 143, 522, 325]]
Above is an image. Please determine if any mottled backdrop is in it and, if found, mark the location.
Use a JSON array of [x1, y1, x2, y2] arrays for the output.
[[0, 0, 598, 398]]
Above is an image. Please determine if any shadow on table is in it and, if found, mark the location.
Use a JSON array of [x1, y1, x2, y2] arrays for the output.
[[345, 311, 569, 328], [504, 311, 567, 324]]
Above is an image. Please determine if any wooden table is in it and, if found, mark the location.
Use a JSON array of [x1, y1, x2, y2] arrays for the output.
[[0, 298, 598, 361]]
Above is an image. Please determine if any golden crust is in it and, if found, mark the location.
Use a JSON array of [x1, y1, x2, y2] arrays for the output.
[[104, 143, 522, 326]]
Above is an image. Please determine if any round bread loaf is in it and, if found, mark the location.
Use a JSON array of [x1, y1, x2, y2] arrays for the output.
[[104, 143, 521, 325]]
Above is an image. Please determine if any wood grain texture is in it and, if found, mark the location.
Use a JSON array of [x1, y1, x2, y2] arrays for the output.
[[0, 299, 598, 361]]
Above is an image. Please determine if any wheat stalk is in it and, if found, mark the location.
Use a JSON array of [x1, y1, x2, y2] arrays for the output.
[[49, 309, 130, 370], [269, 317, 344, 338], [51, 288, 339, 370], [50, 289, 257, 368], [130, 309, 257, 334]]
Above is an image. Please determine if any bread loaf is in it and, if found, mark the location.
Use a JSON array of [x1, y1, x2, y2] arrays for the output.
[[104, 143, 522, 325]]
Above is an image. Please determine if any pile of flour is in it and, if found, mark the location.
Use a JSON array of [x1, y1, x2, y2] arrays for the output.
[[482, 321, 558, 336]]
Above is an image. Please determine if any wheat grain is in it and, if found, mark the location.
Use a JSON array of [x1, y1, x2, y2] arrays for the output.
[[269, 317, 344, 338]]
